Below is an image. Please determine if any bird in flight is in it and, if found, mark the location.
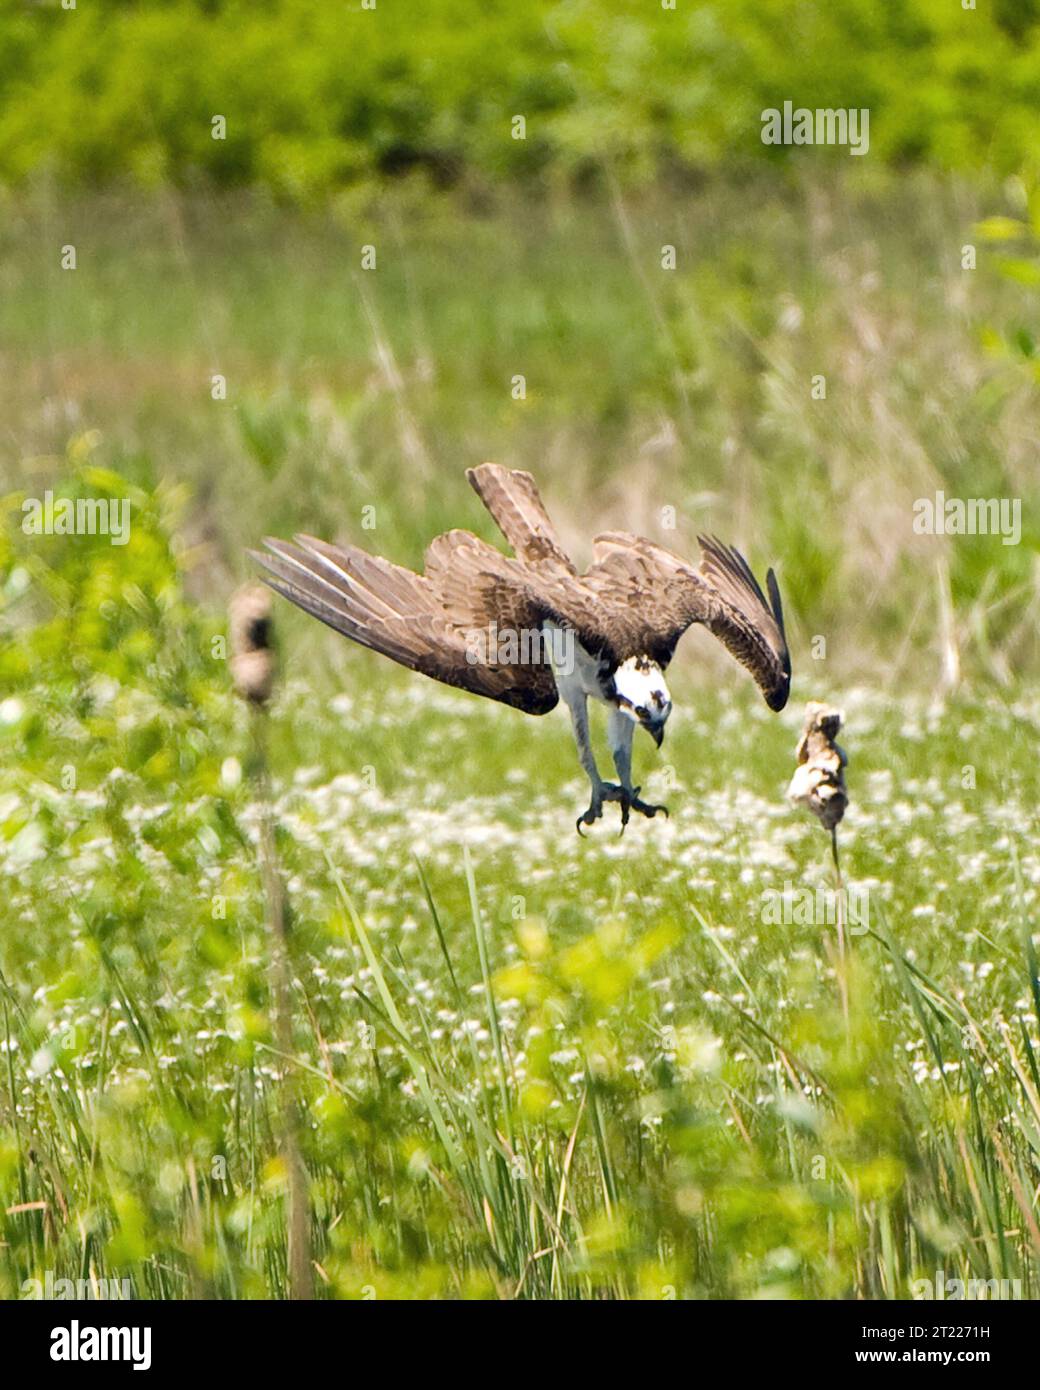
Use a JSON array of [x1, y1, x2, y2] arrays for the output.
[[253, 465, 791, 833]]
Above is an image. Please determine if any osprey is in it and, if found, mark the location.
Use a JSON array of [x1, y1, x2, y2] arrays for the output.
[[253, 465, 791, 833]]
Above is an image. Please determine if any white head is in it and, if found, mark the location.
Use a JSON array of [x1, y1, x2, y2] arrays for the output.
[[613, 656, 672, 747]]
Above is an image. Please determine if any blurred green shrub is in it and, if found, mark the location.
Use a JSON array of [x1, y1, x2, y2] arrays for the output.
[[977, 175, 1040, 378], [1, 0, 1038, 201]]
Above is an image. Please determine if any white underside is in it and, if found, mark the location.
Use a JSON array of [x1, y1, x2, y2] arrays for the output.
[[544, 621, 609, 705]]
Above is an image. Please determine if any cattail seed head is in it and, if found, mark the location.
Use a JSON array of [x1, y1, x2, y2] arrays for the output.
[[230, 583, 276, 706], [788, 700, 848, 831]]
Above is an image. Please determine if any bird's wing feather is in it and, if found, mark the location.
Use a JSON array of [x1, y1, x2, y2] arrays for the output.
[[252, 533, 560, 715], [584, 532, 791, 706], [253, 477, 789, 712], [467, 463, 578, 574]]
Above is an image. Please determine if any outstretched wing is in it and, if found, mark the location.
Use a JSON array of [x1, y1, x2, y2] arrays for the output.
[[585, 532, 791, 710], [250, 531, 560, 715]]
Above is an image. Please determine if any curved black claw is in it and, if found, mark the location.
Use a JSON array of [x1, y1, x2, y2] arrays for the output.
[[576, 785, 625, 836], [618, 787, 669, 834]]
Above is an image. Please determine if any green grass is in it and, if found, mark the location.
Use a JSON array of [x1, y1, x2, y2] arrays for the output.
[[1, 476, 1040, 1299], [1, 175, 1040, 1298]]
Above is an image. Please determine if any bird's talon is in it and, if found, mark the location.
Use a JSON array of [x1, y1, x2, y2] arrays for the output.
[[576, 799, 605, 835], [578, 786, 668, 836]]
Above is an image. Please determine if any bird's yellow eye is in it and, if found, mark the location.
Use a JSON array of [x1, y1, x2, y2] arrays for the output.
[[636, 706, 647, 718]]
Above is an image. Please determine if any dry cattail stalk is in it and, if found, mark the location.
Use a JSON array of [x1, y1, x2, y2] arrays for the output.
[[787, 701, 847, 831], [229, 582, 312, 1298], [788, 701, 850, 1025], [230, 583, 275, 706]]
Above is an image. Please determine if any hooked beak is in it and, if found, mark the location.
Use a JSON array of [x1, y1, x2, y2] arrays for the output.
[[645, 720, 665, 749]]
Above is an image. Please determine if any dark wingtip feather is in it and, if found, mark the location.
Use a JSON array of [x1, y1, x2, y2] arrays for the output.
[[766, 681, 790, 712], [766, 567, 786, 639], [697, 534, 770, 611], [697, 534, 792, 710]]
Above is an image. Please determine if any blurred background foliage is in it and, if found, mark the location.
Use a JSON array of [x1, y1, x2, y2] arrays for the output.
[[1, 0, 1040, 198]]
